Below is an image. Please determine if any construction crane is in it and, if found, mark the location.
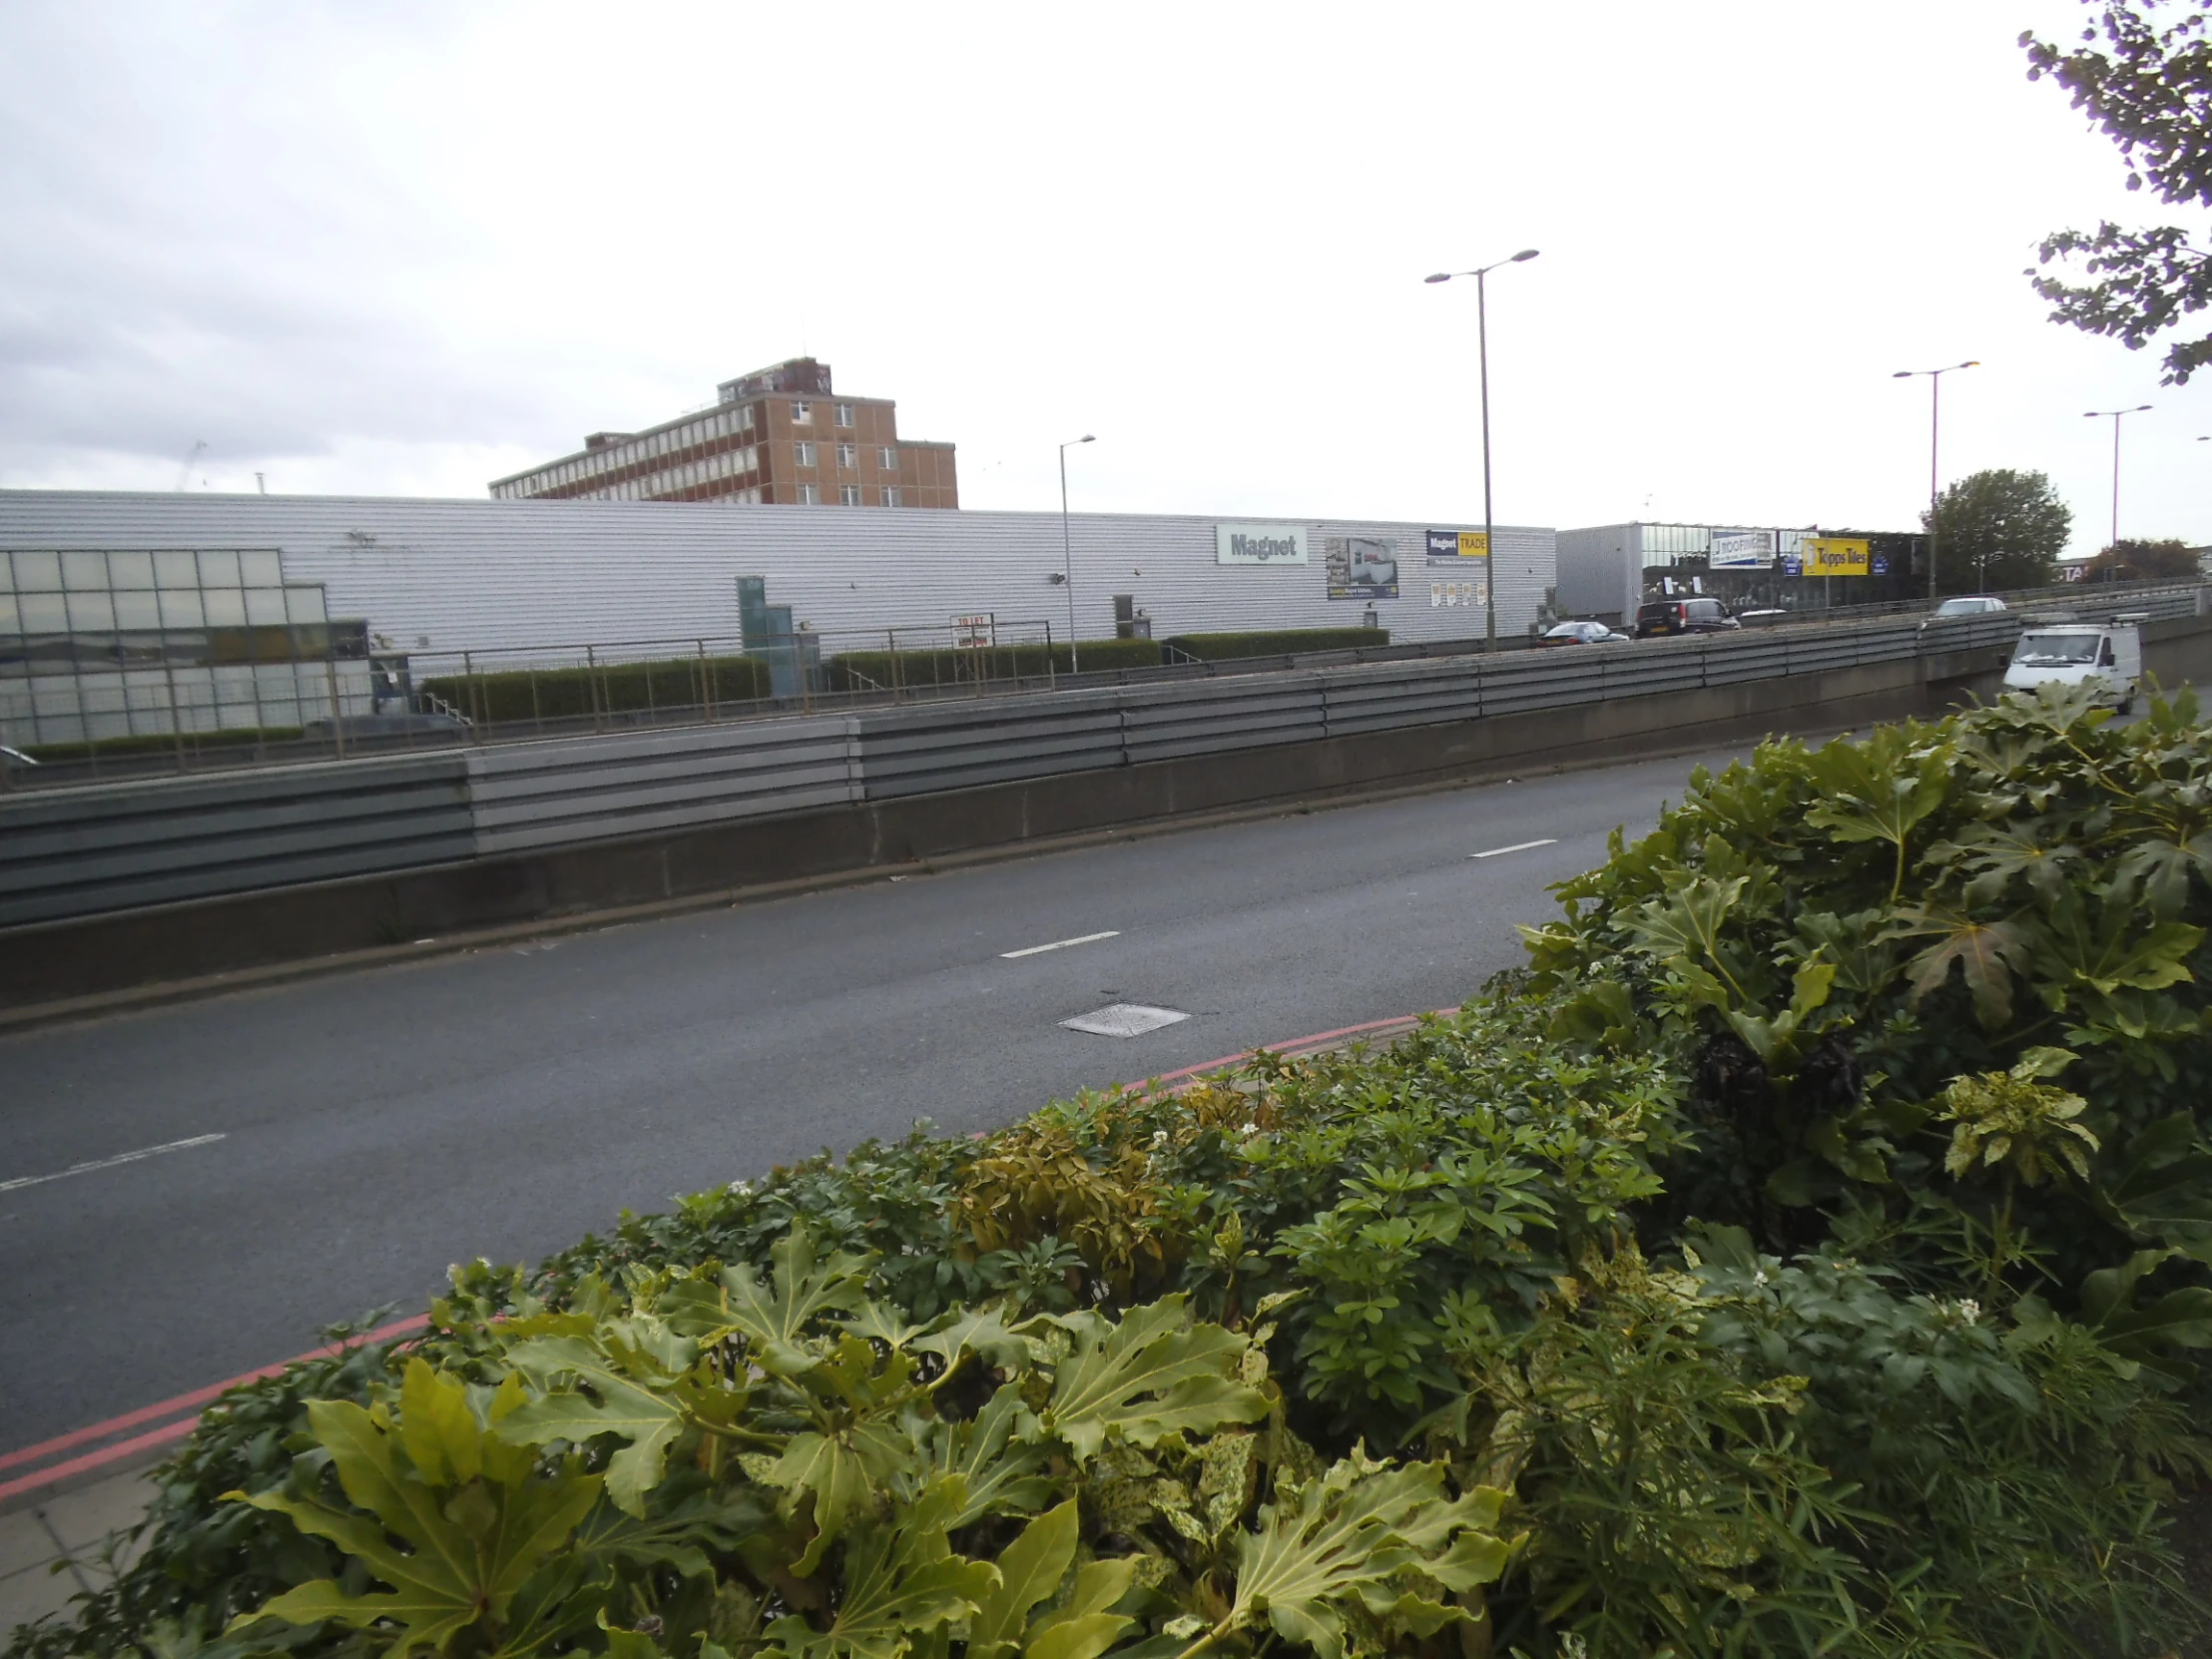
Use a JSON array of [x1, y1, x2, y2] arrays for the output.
[[174, 439, 207, 492]]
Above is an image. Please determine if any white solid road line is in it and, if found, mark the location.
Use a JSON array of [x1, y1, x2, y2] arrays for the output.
[[0, 1133, 228, 1195], [1468, 837, 1559, 859], [1000, 929, 1122, 959]]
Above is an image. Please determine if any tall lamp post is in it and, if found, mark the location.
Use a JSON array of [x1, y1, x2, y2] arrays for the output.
[[1425, 249, 1539, 653], [1892, 360, 1977, 599], [2086, 405, 2152, 577], [1058, 434, 1095, 673]]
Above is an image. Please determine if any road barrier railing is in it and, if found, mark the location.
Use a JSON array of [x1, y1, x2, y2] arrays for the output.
[[5, 589, 2207, 929]]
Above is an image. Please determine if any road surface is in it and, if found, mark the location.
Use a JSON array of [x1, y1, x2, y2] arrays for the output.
[[1, 746, 1740, 1448]]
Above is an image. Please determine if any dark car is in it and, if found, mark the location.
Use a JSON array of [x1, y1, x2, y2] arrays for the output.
[[1635, 597, 1740, 638]]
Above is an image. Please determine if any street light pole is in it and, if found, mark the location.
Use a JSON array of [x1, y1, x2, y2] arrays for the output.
[[2086, 405, 2152, 571], [1426, 249, 1539, 653], [1891, 360, 1977, 599], [1059, 434, 1094, 673]]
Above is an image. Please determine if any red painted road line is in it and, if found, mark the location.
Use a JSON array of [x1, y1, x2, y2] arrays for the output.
[[9, 1006, 1455, 1503], [1, 1313, 430, 1492]]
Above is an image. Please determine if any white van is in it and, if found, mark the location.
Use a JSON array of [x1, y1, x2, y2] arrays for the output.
[[2002, 617, 2143, 713]]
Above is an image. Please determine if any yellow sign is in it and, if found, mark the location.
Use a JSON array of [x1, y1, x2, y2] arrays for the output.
[[1457, 531, 1488, 559], [1806, 536, 1870, 577]]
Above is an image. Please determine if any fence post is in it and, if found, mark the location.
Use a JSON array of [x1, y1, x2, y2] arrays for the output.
[[587, 645, 604, 733], [163, 655, 188, 775], [699, 638, 715, 723], [323, 648, 347, 761], [889, 629, 902, 703]]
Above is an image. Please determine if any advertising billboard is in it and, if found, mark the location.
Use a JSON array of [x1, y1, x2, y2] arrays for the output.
[[1325, 536, 1399, 599], [1709, 528, 1775, 569], [1806, 537, 1871, 577], [1216, 524, 1309, 566], [1425, 529, 1488, 563]]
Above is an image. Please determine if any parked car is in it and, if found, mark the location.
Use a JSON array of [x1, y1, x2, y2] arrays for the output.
[[1634, 597, 1740, 638], [1538, 621, 1630, 646], [1930, 595, 2008, 619]]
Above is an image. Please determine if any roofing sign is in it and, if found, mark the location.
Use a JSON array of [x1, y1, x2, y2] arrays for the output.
[[1709, 528, 1774, 569], [1806, 536, 1871, 577], [1216, 524, 1309, 565], [1425, 529, 1488, 561]]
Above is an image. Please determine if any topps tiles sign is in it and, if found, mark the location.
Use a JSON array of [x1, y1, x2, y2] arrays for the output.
[[1216, 524, 1309, 565]]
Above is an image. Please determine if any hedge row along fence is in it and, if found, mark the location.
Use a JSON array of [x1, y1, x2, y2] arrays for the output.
[[1163, 628, 1388, 660], [418, 629, 1394, 720], [821, 638, 1165, 692], [15, 684, 2211, 1659], [418, 656, 773, 726]]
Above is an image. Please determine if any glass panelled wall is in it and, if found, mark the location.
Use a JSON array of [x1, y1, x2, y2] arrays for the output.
[[0, 548, 374, 749]]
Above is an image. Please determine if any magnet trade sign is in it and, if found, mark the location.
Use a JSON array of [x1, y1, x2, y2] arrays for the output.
[[1805, 537, 1871, 577]]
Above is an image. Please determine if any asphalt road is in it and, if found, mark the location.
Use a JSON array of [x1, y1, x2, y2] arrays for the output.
[[0, 746, 1742, 1449]]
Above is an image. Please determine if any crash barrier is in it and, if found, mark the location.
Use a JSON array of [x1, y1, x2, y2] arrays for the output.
[[2, 592, 2205, 930]]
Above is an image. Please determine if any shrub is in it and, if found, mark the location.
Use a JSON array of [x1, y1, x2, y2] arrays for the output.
[[419, 655, 772, 727], [1162, 629, 1387, 661], [20, 685, 2212, 1659], [22, 727, 305, 763]]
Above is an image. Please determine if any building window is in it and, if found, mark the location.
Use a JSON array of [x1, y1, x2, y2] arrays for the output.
[[792, 400, 812, 423], [741, 404, 756, 432], [839, 484, 861, 506], [834, 403, 853, 426], [794, 441, 816, 467], [878, 446, 896, 469], [882, 487, 901, 507], [798, 484, 821, 505], [836, 443, 856, 468]]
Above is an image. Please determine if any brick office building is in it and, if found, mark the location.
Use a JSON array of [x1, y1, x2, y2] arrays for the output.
[[488, 358, 958, 509]]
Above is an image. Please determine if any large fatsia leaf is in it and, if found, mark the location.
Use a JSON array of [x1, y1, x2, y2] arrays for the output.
[[228, 1360, 603, 1654], [759, 1477, 998, 1659], [966, 1500, 1134, 1659], [2033, 889, 2202, 1003], [1210, 1452, 1509, 1659], [1035, 1295, 1268, 1466], [2082, 1249, 2212, 1363], [2099, 1114, 2212, 1260], [1894, 905, 2035, 1029], [2111, 829, 2212, 920], [572, 1467, 766, 1583], [1801, 730, 1952, 897], [898, 1383, 1056, 1529], [495, 1330, 696, 1517], [677, 1224, 872, 1377]]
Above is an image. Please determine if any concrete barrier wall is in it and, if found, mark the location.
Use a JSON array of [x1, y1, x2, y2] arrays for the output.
[[5, 604, 2210, 1015]]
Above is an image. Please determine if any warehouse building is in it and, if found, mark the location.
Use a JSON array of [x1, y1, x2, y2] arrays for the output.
[[1557, 521, 1926, 625], [0, 491, 1554, 746]]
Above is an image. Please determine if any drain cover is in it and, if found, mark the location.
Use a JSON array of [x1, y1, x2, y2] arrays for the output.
[[1061, 1003, 1190, 1038]]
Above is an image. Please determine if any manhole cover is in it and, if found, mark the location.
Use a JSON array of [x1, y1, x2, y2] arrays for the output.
[[1061, 1003, 1190, 1038]]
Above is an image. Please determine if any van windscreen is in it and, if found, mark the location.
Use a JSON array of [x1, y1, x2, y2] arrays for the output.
[[2014, 632, 2101, 666]]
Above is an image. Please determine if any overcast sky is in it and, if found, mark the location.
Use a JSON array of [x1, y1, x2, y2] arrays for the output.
[[2, 1, 2206, 552]]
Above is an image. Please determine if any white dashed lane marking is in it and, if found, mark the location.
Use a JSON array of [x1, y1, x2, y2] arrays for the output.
[[1, 1133, 228, 1195], [1001, 930, 1121, 959], [1467, 838, 1558, 859]]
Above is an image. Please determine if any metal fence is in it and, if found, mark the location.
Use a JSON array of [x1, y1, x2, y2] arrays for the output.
[[5, 584, 2205, 796], [12, 598, 2203, 929]]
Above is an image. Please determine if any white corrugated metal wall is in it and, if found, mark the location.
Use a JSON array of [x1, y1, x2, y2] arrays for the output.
[[0, 492, 1554, 660]]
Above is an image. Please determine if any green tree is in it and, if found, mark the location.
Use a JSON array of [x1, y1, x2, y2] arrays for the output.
[[2022, 3, 2212, 382], [2080, 535, 2203, 581], [1924, 468, 2072, 593]]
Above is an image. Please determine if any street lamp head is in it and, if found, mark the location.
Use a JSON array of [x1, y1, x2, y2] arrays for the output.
[[1893, 370, 1913, 378], [1959, 360, 1980, 369], [1079, 434, 1095, 443], [1423, 273, 1452, 283], [1511, 249, 1540, 262], [2137, 403, 2153, 411]]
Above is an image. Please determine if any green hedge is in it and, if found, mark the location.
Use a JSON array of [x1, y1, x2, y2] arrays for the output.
[[824, 638, 1162, 691], [1163, 627, 1388, 660], [22, 727, 304, 763], [418, 655, 771, 726]]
